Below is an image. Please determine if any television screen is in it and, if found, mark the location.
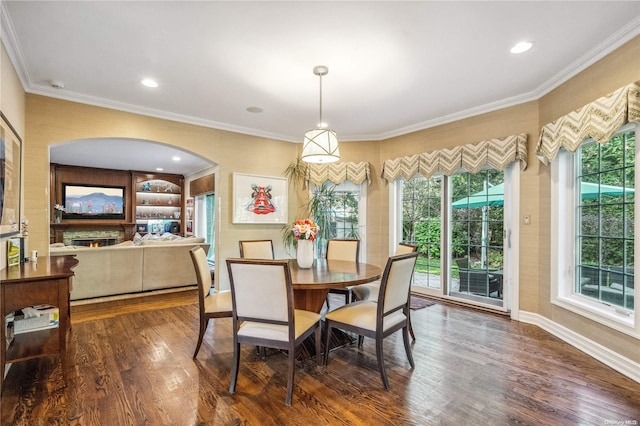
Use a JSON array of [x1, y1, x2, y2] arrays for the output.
[[62, 184, 125, 220]]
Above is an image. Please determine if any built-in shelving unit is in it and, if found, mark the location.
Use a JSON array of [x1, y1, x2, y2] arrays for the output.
[[133, 172, 184, 235]]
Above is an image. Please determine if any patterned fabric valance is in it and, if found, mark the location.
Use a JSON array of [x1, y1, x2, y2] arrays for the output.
[[536, 81, 640, 164], [306, 161, 371, 186], [381, 133, 528, 182]]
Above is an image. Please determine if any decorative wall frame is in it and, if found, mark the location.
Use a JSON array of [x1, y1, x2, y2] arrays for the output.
[[0, 112, 22, 237], [232, 173, 288, 224]]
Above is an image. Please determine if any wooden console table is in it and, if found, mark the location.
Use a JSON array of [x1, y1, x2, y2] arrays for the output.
[[0, 255, 78, 395]]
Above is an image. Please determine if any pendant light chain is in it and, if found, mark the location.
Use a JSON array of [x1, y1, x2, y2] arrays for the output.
[[301, 65, 340, 163], [318, 72, 323, 127]]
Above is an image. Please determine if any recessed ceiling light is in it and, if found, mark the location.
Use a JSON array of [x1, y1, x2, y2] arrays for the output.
[[141, 78, 158, 88], [156, 167, 164, 171], [510, 41, 533, 54], [246, 106, 263, 113], [172, 156, 181, 162]]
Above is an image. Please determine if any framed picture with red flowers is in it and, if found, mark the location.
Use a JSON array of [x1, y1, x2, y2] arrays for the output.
[[232, 173, 288, 224]]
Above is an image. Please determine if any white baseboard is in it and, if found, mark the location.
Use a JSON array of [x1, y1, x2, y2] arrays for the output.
[[519, 311, 640, 384]]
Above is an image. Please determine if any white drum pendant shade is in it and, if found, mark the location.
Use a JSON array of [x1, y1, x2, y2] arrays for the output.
[[301, 128, 340, 163]]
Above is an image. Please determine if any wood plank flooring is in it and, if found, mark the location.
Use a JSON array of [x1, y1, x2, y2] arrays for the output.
[[2, 290, 640, 425]]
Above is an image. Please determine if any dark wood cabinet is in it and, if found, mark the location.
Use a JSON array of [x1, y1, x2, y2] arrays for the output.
[[0, 256, 78, 395]]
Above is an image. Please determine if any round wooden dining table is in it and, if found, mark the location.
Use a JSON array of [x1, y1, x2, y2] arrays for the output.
[[288, 259, 382, 313]]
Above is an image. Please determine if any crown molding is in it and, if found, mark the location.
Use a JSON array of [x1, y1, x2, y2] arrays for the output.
[[3, 3, 640, 143]]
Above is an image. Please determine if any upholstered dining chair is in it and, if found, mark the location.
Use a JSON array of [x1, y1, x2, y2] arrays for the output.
[[325, 239, 360, 309], [239, 239, 276, 359], [239, 239, 275, 259], [226, 258, 321, 406], [351, 243, 418, 340], [189, 246, 233, 359], [323, 251, 419, 390]]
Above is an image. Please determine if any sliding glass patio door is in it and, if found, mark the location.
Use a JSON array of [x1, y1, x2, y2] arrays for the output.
[[396, 167, 516, 312], [450, 170, 505, 308]]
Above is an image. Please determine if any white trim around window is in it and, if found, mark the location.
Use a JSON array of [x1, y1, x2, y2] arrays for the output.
[[550, 123, 639, 338]]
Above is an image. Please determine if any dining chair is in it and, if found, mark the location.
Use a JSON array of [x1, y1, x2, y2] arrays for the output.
[[239, 239, 276, 359], [239, 239, 275, 259], [351, 243, 418, 340], [226, 258, 321, 406], [325, 239, 360, 309], [190, 246, 233, 359], [323, 251, 419, 390]]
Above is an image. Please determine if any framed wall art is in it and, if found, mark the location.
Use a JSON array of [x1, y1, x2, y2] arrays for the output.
[[0, 111, 22, 237], [232, 173, 288, 224]]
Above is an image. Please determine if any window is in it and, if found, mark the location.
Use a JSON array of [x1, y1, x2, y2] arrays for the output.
[[552, 123, 637, 334], [394, 167, 514, 311], [400, 174, 442, 289], [311, 181, 365, 259], [195, 193, 215, 264], [451, 170, 505, 302]]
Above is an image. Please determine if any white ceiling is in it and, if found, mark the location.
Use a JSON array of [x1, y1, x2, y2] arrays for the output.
[[3, 1, 640, 175]]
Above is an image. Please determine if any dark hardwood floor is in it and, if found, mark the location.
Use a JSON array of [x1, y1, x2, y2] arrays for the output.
[[2, 290, 640, 425]]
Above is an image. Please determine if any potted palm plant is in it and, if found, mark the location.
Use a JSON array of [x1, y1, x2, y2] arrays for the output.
[[282, 159, 355, 259]]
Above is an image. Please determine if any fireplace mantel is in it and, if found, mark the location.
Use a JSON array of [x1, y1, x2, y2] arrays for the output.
[[50, 222, 136, 244]]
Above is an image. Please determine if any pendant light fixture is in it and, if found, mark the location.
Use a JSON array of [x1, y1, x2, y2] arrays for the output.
[[301, 65, 340, 163]]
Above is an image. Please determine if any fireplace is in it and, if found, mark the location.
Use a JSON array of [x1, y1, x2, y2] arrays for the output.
[[71, 238, 117, 247], [50, 223, 135, 245]]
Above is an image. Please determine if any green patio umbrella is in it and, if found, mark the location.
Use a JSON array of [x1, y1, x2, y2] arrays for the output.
[[451, 182, 635, 267], [451, 182, 634, 209], [451, 183, 506, 209], [579, 182, 635, 199]]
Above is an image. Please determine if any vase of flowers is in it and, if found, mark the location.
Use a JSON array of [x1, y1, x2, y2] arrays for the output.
[[292, 219, 318, 268], [54, 204, 65, 224]]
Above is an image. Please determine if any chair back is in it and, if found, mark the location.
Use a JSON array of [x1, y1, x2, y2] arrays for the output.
[[378, 252, 419, 314], [395, 243, 418, 255], [239, 240, 275, 259], [226, 258, 293, 324], [454, 257, 501, 296], [326, 239, 360, 262], [190, 246, 213, 309]]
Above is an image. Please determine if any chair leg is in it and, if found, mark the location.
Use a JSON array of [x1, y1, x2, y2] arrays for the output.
[[314, 326, 322, 366], [193, 318, 209, 359], [402, 325, 415, 369], [375, 336, 389, 390], [357, 335, 364, 347], [344, 290, 350, 305], [407, 315, 416, 341], [229, 341, 241, 394], [325, 295, 331, 311], [285, 345, 296, 406], [323, 322, 332, 366]]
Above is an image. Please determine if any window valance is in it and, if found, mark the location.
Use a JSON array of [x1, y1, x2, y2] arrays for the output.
[[306, 161, 371, 186], [381, 133, 528, 182], [536, 81, 640, 165]]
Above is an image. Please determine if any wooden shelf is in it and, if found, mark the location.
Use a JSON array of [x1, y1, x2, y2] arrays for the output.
[[1, 256, 77, 395], [132, 172, 184, 235], [6, 328, 60, 363]]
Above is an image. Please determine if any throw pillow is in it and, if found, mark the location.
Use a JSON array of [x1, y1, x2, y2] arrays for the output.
[[133, 233, 143, 246]]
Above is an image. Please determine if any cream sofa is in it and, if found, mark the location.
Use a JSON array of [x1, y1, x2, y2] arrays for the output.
[[50, 237, 210, 300]]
